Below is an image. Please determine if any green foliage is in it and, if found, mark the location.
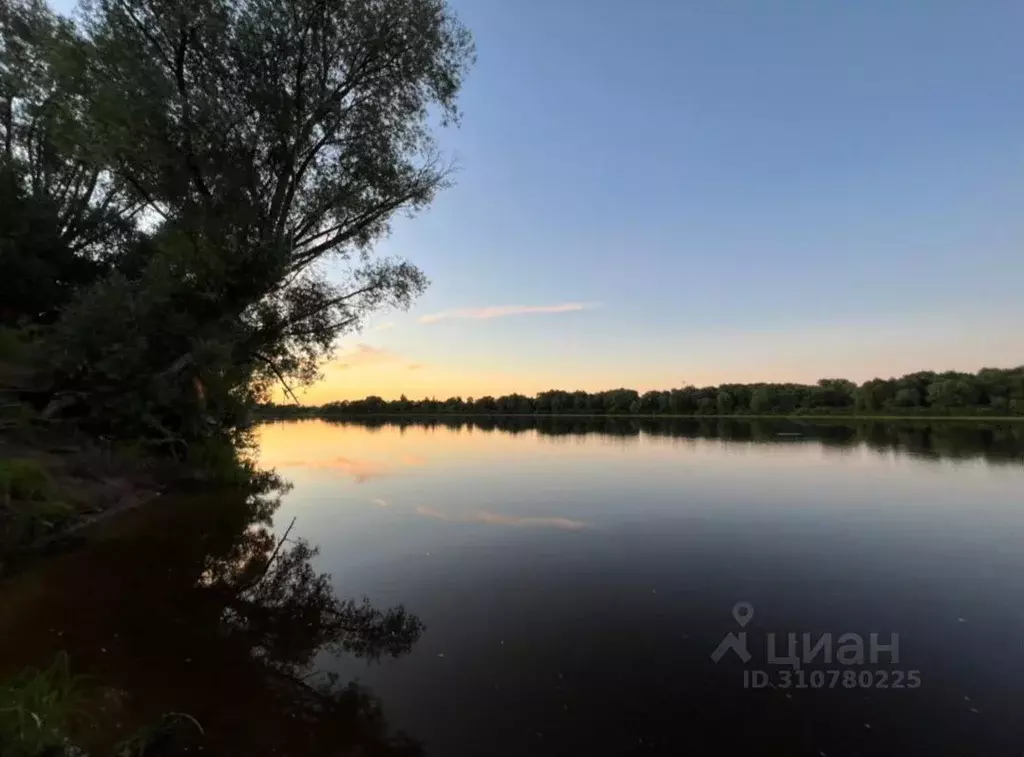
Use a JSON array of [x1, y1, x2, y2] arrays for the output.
[[892, 387, 921, 408], [260, 365, 1024, 419], [1, 1, 141, 328], [183, 434, 274, 488], [1, 0, 473, 454], [0, 459, 54, 501], [0, 652, 86, 757], [0, 656, 207, 757], [0, 459, 74, 544]]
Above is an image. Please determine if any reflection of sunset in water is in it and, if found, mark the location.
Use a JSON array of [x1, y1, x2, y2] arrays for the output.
[[270, 455, 393, 483], [256, 419, 595, 528], [414, 505, 590, 531], [255, 417, 900, 480], [256, 418, 537, 467], [259, 417, 1024, 543], [257, 420, 440, 483]]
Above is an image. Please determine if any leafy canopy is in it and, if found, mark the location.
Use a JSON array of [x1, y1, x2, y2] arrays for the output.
[[1, 0, 474, 445]]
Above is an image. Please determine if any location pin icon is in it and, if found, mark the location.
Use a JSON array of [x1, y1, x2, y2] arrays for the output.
[[732, 601, 754, 628]]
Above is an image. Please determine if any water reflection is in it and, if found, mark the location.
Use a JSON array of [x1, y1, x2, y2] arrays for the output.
[[271, 455, 396, 482], [253, 418, 1024, 756], [3, 418, 1023, 756], [0, 472, 425, 755], [414, 506, 590, 531], [292, 416, 1024, 466]]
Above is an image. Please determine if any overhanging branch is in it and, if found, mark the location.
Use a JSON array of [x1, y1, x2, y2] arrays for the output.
[[254, 351, 301, 405]]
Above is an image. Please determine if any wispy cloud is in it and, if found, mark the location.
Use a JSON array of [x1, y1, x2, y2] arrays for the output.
[[373, 322, 395, 332], [332, 343, 395, 369], [371, 498, 389, 508], [418, 302, 600, 324], [414, 506, 590, 531], [407, 363, 425, 371]]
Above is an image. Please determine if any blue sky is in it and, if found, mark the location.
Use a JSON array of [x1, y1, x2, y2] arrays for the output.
[[53, 0, 1024, 399]]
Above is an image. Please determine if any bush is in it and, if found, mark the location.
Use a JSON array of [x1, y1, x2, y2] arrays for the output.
[[0, 653, 86, 757], [0, 459, 73, 545], [0, 459, 54, 502]]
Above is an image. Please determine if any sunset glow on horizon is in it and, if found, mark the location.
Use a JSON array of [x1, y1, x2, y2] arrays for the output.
[[246, 0, 1024, 406], [282, 306, 1024, 404]]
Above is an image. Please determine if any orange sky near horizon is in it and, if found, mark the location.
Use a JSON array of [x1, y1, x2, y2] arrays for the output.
[[275, 313, 1024, 405]]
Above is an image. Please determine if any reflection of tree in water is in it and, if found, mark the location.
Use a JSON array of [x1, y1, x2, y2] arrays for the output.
[[211, 530, 423, 676], [187, 473, 425, 755], [330, 416, 1024, 465], [0, 471, 425, 756]]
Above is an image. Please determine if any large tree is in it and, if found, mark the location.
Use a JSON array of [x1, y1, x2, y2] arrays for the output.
[[25, 0, 473, 441]]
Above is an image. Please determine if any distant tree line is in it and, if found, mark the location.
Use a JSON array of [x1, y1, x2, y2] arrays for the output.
[[260, 365, 1024, 419]]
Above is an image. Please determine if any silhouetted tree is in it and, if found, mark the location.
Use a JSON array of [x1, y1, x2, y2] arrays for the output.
[[2, 0, 474, 451]]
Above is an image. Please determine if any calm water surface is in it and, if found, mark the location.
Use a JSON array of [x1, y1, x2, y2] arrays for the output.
[[2, 418, 1023, 756]]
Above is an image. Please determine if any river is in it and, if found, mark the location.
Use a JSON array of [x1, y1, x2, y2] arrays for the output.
[[1, 417, 1022, 756]]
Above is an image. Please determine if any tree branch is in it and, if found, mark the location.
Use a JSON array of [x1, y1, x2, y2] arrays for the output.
[[254, 352, 301, 405], [116, 0, 174, 71], [119, 165, 170, 222], [288, 189, 427, 270], [174, 20, 212, 202], [284, 314, 358, 339]]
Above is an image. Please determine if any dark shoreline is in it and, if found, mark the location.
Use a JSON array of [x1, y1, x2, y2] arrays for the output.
[[257, 411, 1024, 422]]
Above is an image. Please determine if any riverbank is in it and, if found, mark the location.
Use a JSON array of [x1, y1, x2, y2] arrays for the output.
[[0, 417, 266, 574], [0, 423, 164, 574]]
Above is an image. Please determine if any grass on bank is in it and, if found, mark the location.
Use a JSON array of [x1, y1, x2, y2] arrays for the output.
[[0, 653, 86, 757], [0, 378, 263, 559], [0, 459, 75, 548], [0, 654, 204, 757]]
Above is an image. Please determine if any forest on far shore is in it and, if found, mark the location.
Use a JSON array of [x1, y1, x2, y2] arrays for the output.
[[261, 365, 1024, 418]]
